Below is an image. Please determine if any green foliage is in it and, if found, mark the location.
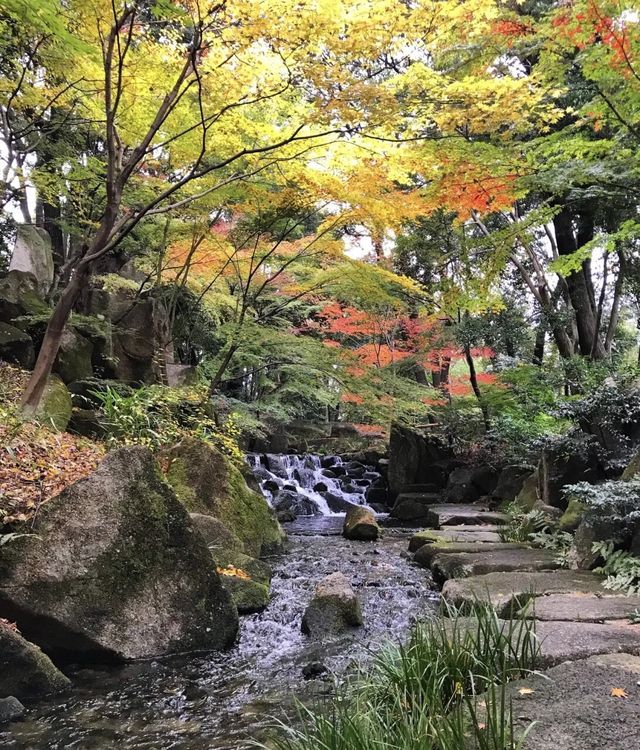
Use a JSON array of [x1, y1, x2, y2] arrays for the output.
[[92, 384, 242, 460], [261, 604, 538, 750], [565, 478, 640, 534], [500, 504, 547, 544], [593, 542, 640, 595]]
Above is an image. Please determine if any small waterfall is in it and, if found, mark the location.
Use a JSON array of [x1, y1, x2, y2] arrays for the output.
[[246, 453, 384, 516]]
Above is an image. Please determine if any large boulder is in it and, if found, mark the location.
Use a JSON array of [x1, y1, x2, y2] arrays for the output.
[[301, 573, 363, 637], [343, 506, 380, 541], [165, 438, 285, 557], [538, 442, 601, 510], [493, 465, 531, 503], [8, 226, 54, 296], [54, 328, 94, 383], [0, 270, 49, 323], [0, 447, 239, 660], [189, 513, 244, 551], [388, 423, 451, 499], [0, 621, 70, 700], [0, 322, 34, 368]]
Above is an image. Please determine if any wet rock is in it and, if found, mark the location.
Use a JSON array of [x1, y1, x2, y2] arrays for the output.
[[323, 492, 361, 513], [274, 490, 318, 517], [263, 479, 280, 494], [0, 622, 70, 700], [277, 509, 296, 523], [313, 481, 329, 493], [321, 456, 340, 469], [302, 661, 328, 679], [321, 469, 337, 479], [343, 506, 380, 541], [368, 502, 388, 514], [301, 572, 363, 637], [0, 696, 25, 724], [366, 486, 389, 505], [0, 447, 239, 660], [388, 424, 452, 499], [165, 438, 285, 556], [0, 322, 34, 368]]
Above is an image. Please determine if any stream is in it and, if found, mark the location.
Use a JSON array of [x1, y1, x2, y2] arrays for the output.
[[2, 460, 438, 750]]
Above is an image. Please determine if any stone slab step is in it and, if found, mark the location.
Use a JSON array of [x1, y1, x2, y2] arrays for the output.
[[490, 654, 640, 749], [423, 503, 508, 529], [431, 548, 560, 585], [409, 526, 504, 552], [400, 483, 441, 494], [519, 593, 640, 622], [414, 542, 527, 568], [394, 492, 441, 507], [441, 570, 608, 617]]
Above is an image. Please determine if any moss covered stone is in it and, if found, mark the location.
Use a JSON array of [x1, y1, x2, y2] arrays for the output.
[[218, 575, 270, 614], [0, 621, 70, 699], [559, 496, 587, 532], [37, 375, 72, 431], [514, 471, 539, 511], [0, 446, 238, 660], [165, 438, 285, 557]]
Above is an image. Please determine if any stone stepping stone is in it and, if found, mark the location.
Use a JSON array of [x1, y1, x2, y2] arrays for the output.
[[431, 548, 561, 585], [477, 654, 640, 748], [441, 570, 608, 617], [409, 526, 504, 552], [414, 541, 527, 568], [423, 503, 509, 529], [519, 593, 640, 622], [394, 492, 441, 506]]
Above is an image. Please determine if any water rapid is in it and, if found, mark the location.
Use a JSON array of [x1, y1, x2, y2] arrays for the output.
[[3, 516, 437, 749]]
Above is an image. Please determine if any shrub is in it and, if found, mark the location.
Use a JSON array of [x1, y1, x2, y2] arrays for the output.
[[259, 605, 538, 750], [92, 384, 243, 460]]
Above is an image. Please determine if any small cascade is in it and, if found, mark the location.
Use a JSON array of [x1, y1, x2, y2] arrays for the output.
[[246, 453, 385, 516]]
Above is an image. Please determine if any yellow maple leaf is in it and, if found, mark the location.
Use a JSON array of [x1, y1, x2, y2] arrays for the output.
[[518, 687, 534, 695], [610, 687, 627, 698]]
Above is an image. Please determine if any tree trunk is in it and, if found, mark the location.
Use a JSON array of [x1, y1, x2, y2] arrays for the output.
[[553, 207, 606, 359], [20, 264, 90, 413], [532, 322, 546, 365], [464, 345, 490, 431]]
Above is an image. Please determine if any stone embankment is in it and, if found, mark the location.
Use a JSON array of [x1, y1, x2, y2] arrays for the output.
[[408, 500, 640, 748]]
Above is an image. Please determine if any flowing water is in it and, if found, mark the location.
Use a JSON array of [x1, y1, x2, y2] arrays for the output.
[[2, 458, 438, 750]]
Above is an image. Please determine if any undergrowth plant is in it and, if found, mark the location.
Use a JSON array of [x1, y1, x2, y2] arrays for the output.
[[260, 604, 538, 750], [592, 541, 640, 595], [93, 384, 243, 459]]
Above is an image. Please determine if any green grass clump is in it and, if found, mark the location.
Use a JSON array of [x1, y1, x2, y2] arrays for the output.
[[261, 604, 539, 750]]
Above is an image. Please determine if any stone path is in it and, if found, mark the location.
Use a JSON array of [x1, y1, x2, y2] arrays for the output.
[[407, 502, 640, 748]]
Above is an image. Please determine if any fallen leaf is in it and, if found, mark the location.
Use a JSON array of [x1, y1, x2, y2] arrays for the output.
[[610, 687, 627, 698], [518, 687, 535, 695]]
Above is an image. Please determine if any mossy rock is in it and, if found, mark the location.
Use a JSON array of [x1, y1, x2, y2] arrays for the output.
[[514, 471, 539, 511], [559, 496, 587, 532], [0, 622, 70, 699], [54, 328, 93, 383], [210, 547, 272, 614], [0, 270, 49, 324], [165, 438, 285, 557], [622, 449, 640, 480], [0, 322, 34, 368], [218, 575, 270, 614], [0, 447, 239, 660], [212, 548, 272, 586], [37, 375, 72, 432]]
